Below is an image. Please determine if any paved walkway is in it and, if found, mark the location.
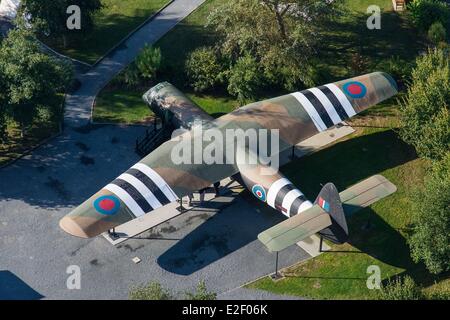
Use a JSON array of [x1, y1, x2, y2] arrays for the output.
[[65, 0, 206, 128], [0, 0, 308, 300]]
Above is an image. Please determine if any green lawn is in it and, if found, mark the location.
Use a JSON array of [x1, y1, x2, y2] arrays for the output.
[[244, 1, 447, 300], [93, 0, 237, 123], [46, 0, 170, 64], [93, 89, 153, 124], [247, 115, 449, 299], [315, 0, 423, 82]]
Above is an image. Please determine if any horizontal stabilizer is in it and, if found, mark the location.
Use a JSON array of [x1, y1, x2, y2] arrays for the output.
[[258, 205, 332, 252], [258, 175, 396, 252], [339, 175, 397, 216]]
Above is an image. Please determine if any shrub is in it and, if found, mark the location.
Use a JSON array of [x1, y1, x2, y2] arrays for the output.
[[378, 275, 423, 300], [123, 63, 141, 88], [399, 48, 450, 161], [184, 281, 217, 300], [136, 45, 162, 81], [428, 21, 447, 45], [129, 281, 172, 300], [227, 55, 264, 104], [185, 46, 224, 92], [376, 56, 413, 88], [409, 153, 450, 274], [409, 0, 450, 32]]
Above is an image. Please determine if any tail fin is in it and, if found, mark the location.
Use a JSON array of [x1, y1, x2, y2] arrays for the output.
[[314, 183, 349, 244]]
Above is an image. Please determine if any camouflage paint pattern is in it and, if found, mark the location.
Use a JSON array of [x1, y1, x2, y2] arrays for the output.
[[60, 72, 398, 238]]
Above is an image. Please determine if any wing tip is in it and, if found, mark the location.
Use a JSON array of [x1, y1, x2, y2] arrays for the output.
[[372, 174, 398, 194], [376, 71, 399, 93]]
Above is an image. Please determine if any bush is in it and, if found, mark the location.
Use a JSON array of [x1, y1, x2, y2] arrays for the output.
[[129, 281, 173, 300], [136, 45, 162, 81], [399, 48, 450, 161], [129, 280, 216, 300], [122, 63, 141, 88], [409, 0, 450, 32], [408, 153, 450, 274], [227, 55, 264, 104], [185, 47, 224, 92], [379, 275, 423, 300], [428, 21, 447, 45], [184, 281, 217, 300], [376, 56, 413, 88]]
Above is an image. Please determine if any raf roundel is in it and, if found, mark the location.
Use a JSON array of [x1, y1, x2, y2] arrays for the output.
[[343, 81, 367, 99], [93, 195, 121, 215], [252, 185, 267, 202]]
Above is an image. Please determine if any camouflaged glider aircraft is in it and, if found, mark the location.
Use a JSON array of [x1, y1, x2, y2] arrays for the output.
[[60, 72, 398, 252]]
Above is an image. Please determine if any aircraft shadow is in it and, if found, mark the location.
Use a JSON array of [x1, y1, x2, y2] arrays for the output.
[[157, 192, 285, 276], [0, 270, 44, 300], [158, 130, 417, 275]]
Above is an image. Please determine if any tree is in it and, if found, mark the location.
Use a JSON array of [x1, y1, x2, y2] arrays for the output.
[[129, 280, 216, 300], [399, 48, 449, 161], [0, 70, 8, 141], [206, 0, 340, 93], [227, 54, 264, 104], [186, 47, 224, 92], [183, 281, 217, 300], [129, 281, 173, 300], [428, 21, 447, 45], [408, 153, 450, 274], [408, 0, 450, 32], [135, 45, 162, 82], [0, 27, 73, 137], [20, 0, 102, 47]]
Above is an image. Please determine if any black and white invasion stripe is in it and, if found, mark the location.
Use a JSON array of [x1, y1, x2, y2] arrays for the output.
[[267, 178, 313, 217], [291, 83, 356, 132], [104, 162, 178, 217]]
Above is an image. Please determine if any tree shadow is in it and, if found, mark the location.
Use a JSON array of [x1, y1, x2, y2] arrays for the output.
[[282, 129, 417, 197], [0, 270, 44, 300], [317, 10, 425, 82]]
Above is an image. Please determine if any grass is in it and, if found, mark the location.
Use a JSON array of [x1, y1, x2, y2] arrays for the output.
[[45, 0, 170, 64], [246, 106, 449, 299], [93, 89, 153, 124], [244, 1, 447, 300], [93, 0, 237, 124], [315, 0, 424, 82], [0, 119, 59, 167]]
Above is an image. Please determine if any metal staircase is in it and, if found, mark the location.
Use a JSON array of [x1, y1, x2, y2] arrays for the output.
[[135, 119, 173, 158]]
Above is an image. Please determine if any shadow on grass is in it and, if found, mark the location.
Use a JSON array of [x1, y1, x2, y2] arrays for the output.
[[317, 10, 424, 82], [157, 130, 417, 275], [282, 129, 417, 197]]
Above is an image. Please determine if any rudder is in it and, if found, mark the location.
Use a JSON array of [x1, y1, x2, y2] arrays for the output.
[[314, 183, 349, 244]]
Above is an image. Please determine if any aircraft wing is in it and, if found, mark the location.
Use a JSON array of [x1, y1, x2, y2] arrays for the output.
[[258, 175, 397, 252], [216, 72, 398, 155]]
